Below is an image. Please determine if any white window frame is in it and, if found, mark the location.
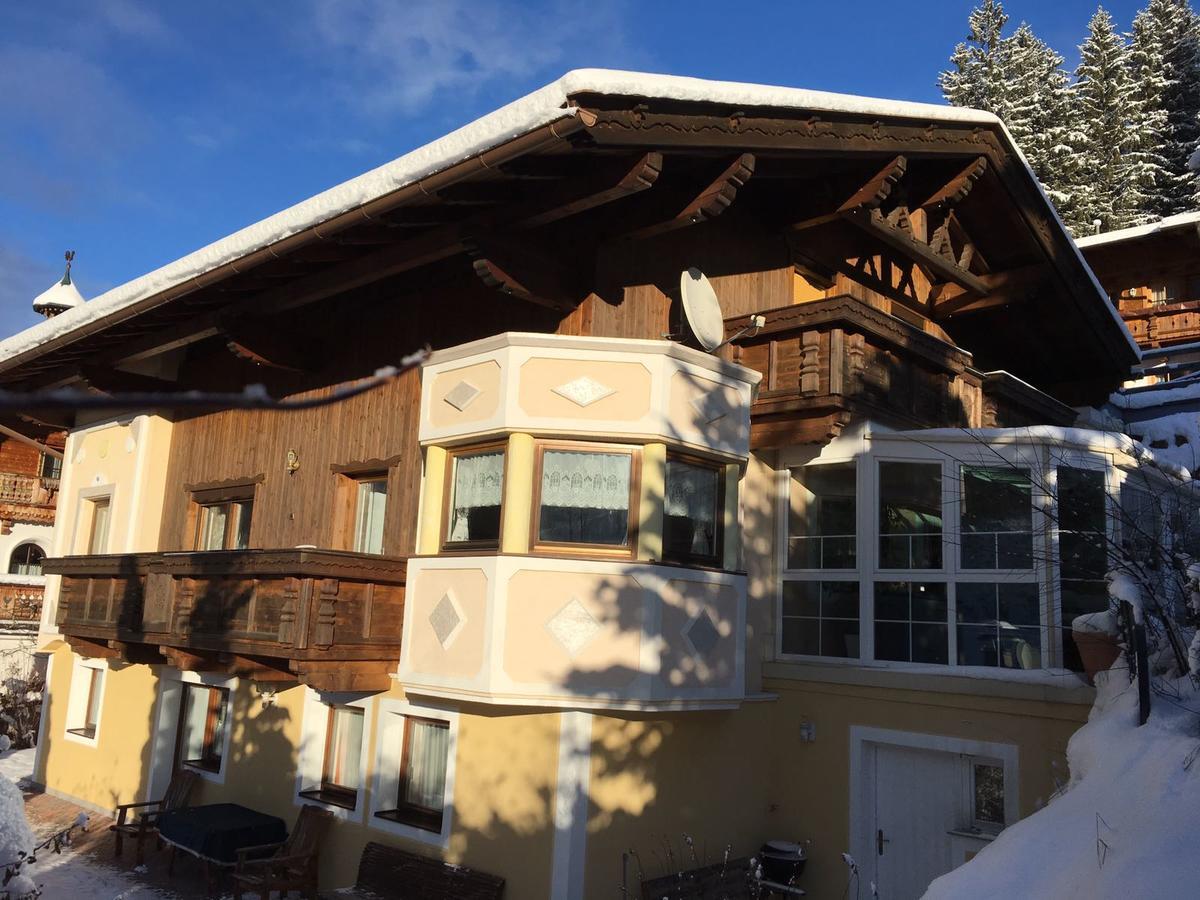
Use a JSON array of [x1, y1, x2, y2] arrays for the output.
[[148, 671, 237, 786], [63, 657, 107, 747], [75, 486, 116, 555], [369, 697, 459, 848], [295, 689, 374, 822]]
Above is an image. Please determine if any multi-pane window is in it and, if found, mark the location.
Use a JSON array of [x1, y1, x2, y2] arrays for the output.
[[874, 581, 949, 664], [39, 453, 62, 480], [301, 705, 365, 809], [8, 543, 44, 576], [956, 582, 1041, 669], [1057, 467, 1109, 671], [879, 462, 942, 569], [88, 498, 111, 554], [662, 457, 722, 566], [960, 467, 1033, 569], [444, 447, 504, 548], [195, 498, 253, 550], [788, 463, 856, 569], [178, 685, 230, 773], [780, 581, 859, 658], [353, 477, 388, 555], [534, 445, 636, 552], [67, 666, 103, 739], [377, 717, 451, 833]]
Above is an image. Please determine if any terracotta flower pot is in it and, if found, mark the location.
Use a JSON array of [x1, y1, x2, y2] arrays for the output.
[[1072, 630, 1121, 685]]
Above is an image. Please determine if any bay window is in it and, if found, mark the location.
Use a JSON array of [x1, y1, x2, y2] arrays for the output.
[[533, 443, 637, 554], [788, 462, 856, 569], [960, 466, 1033, 569], [955, 582, 1041, 669], [879, 462, 942, 569], [780, 581, 859, 658], [663, 456, 723, 567], [874, 581, 948, 664], [1057, 467, 1109, 671], [444, 446, 505, 549]]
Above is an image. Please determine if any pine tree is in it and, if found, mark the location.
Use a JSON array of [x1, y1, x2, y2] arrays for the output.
[[1129, 0, 1200, 217], [940, 0, 1009, 112], [996, 24, 1085, 223], [1072, 6, 1148, 232]]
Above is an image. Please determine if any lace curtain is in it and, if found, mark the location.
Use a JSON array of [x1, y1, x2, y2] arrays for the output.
[[540, 450, 631, 510], [402, 720, 449, 811], [449, 451, 504, 541]]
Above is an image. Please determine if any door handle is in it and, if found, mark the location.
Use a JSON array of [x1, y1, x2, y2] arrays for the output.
[[877, 828, 890, 856]]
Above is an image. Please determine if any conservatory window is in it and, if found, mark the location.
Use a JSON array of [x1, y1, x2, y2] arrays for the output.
[[780, 581, 859, 658], [1057, 467, 1109, 671], [443, 447, 505, 549], [788, 462, 856, 569], [879, 462, 942, 569], [662, 456, 723, 567], [956, 582, 1041, 669], [533, 444, 637, 553], [960, 467, 1033, 569], [874, 581, 948, 664]]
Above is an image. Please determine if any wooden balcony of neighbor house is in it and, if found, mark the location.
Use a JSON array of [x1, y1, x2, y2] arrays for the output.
[[1119, 298, 1200, 348], [0, 473, 58, 528], [45, 549, 406, 692], [0, 580, 44, 624]]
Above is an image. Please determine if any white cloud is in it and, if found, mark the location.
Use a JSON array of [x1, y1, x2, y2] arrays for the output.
[[303, 0, 638, 114], [97, 0, 172, 42]]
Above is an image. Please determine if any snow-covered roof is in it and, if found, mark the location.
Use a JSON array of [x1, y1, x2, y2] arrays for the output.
[[0, 68, 1130, 367], [1075, 210, 1200, 249], [30, 278, 84, 316]]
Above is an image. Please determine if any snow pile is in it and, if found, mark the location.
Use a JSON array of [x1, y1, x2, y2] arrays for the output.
[[924, 670, 1200, 899], [1072, 609, 1118, 635], [0, 765, 34, 895]]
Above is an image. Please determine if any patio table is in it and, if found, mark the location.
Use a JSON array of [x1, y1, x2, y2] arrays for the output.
[[157, 802, 287, 881]]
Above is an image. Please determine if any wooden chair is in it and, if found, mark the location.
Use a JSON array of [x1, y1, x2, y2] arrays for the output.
[[110, 769, 199, 865], [231, 804, 334, 900]]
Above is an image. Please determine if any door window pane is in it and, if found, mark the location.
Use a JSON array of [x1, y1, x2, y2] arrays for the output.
[[874, 581, 948, 664], [354, 479, 388, 554], [446, 449, 504, 545], [663, 458, 721, 565], [956, 582, 1041, 668], [537, 449, 632, 547], [199, 504, 228, 551], [179, 685, 229, 772], [780, 581, 860, 658], [89, 499, 111, 554], [879, 463, 942, 569], [961, 467, 1033, 569], [195, 499, 254, 551], [788, 463, 856, 569]]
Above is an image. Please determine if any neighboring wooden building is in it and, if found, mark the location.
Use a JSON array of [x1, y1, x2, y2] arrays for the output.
[[1, 71, 1145, 899]]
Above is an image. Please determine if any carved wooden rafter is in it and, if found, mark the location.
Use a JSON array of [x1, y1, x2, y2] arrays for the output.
[[221, 316, 317, 372], [619, 153, 755, 241], [466, 234, 581, 310]]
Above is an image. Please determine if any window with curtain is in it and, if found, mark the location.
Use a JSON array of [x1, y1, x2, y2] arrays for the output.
[[535, 447, 634, 550], [445, 448, 504, 547], [301, 704, 365, 808], [788, 462, 856, 569], [195, 497, 253, 550], [88, 498, 111, 554], [178, 685, 229, 773], [960, 466, 1033, 569], [662, 457, 722, 566], [878, 462, 942, 569], [8, 543, 44, 576], [354, 478, 388, 554], [377, 716, 451, 833]]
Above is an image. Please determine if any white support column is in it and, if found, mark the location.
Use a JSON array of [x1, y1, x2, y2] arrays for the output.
[[551, 710, 592, 900]]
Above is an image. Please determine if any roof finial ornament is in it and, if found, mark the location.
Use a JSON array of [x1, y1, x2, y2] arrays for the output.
[[32, 250, 85, 319], [61, 250, 75, 286]]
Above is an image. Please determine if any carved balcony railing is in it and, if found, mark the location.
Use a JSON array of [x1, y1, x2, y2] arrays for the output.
[[46, 549, 406, 692], [0, 581, 43, 624], [0, 474, 58, 527]]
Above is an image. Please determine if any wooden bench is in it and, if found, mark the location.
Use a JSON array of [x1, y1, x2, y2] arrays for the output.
[[341, 841, 504, 899]]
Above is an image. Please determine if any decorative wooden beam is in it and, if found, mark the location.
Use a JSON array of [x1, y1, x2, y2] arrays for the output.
[[931, 264, 1046, 317], [919, 157, 988, 211], [221, 317, 318, 372], [619, 153, 754, 240], [466, 234, 580, 310], [160, 646, 220, 672], [789, 155, 907, 231], [841, 207, 990, 295], [77, 366, 179, 395], [518, 151, 662, 228], [291, 660, 393, 692], [65, 635, 122, 660], [225, 654, 296, 683]]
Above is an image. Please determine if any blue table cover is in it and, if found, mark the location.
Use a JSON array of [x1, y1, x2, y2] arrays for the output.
[[157, 802, 287, 865]]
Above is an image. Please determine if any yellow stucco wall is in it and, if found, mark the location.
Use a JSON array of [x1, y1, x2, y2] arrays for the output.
[[37, 645, 160, 811]]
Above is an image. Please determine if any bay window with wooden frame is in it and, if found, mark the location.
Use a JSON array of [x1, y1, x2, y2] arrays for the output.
[[191, 483, 255, 551], [177, 684, 230, 774], [442, 444, 506, 551], [662, 453, 724, 567], [531, 441, 639, 557]]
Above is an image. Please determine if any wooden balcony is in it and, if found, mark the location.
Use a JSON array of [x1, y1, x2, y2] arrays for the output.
[[0, 581, 43, 624], [46, 549, 406, 692], [0, 473, 58, 527]]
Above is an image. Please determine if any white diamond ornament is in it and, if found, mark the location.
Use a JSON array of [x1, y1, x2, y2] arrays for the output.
[[546, 597, 602, 658], [429, 592, 464, 648], [552, 376, 616, 408], [444, 380, 481, 412]]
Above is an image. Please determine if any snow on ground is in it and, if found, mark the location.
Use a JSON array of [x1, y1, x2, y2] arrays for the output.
[[924, 669, 1200, 899], [0, 748, 175, 899]]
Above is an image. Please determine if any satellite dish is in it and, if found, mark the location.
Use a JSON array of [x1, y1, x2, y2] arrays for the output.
[[679, 267, 725, 351]]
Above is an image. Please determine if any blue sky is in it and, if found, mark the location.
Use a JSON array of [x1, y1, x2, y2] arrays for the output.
[[0, 0, 1149, 338]]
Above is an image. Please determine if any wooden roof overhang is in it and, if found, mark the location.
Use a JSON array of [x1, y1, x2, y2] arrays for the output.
[[1079, 220, 1200, 291], [0, 91, 1136, 413]]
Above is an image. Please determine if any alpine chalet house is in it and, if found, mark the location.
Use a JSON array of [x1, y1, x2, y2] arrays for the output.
[[2, 71, 1143, 898]]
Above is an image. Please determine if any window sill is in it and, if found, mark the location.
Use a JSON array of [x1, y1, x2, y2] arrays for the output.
[[65, 727, 96, 740], [299, 787, 358, 811], [374, 808, 442, 834]]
